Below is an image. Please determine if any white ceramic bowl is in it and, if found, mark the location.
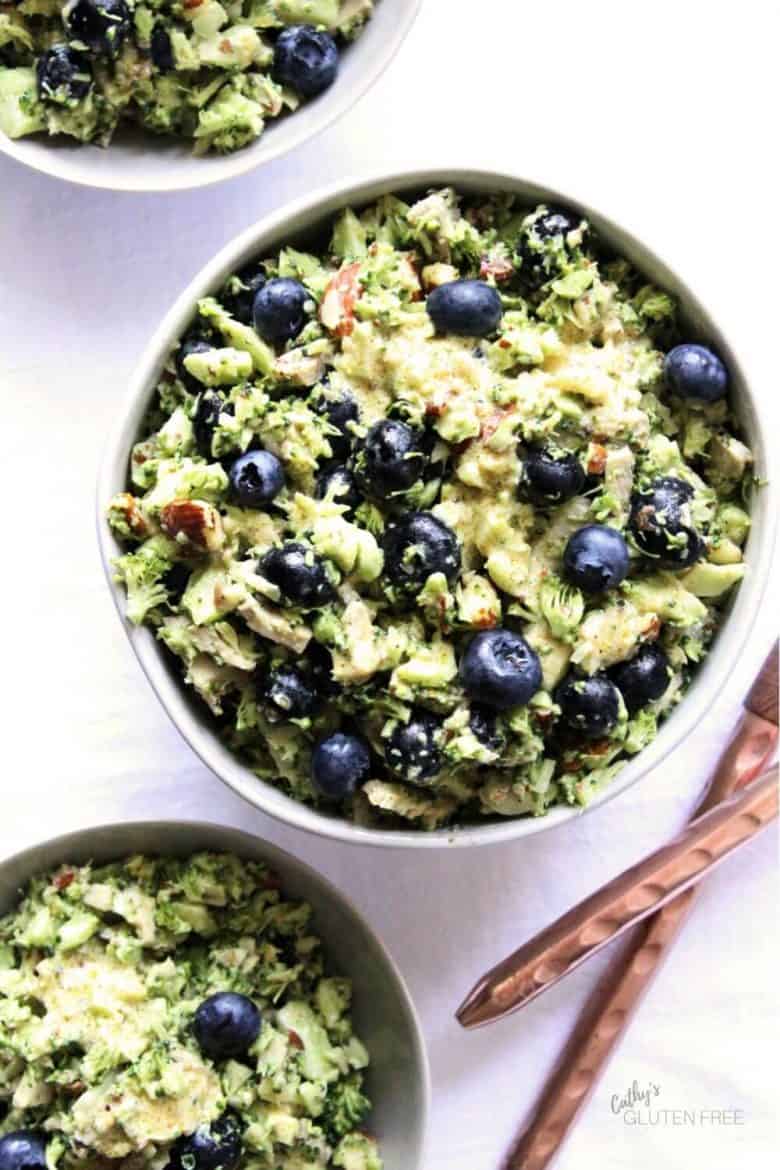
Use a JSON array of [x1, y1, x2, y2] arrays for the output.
[[0, 1, 420, 192], [0, 820, 430, 1168], [97, 167, 776, 847]]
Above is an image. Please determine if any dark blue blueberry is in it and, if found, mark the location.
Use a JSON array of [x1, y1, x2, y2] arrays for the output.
[[313, 388, 359, 461], [311, 732, 371, 799], [609, 644, 670, 713], [460, 630, 542, 711], [353, 418, 427, 500], [258, 542, 336, 607], [630, 478, 703, 569], [664, 344, 728, 402], [192, 389, 225, 457], [383, 511, 461, 591], [261, 663, 319, 718], [303, 641, 339, 696], [0, 1132, 47, 1170], [150, 23, 175, 73], [223, 263, 267, 325], [315, 465, 362, 516], [178, 336, 214, 393], [469, 705, 504, 752], [531, 206, 581, 242], [386, 710, 442, 785], [426, 280, 503, 337], [555, 672, 621, 739], [163, 562, 191, 604], [64, 0, 130, 56], [563, 524, 630, 593], [274, 25, 339, 98], [167, 1112, 243, 1170], [519, 447, 585, 505], [36, 44, 92, 104], [228, 450, 285, 507], [517, 205, 583, 288], [252, 277, 309, 345], [194, 993, 261, 1061]]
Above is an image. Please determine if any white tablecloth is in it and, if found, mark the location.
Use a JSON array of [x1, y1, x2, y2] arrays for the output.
[[1, 2, 776, 1166]]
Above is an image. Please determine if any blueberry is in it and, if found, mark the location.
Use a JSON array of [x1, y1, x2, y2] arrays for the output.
[[192, 390, 225, 457], [258, 542, 336, 607], [303, 641, 339, 697], [517, 205, 583, 288], [383, 512, 461, 591], [555, 672, 621, 739], [459, 629, 542, 711], [664, 343, 728, 403], [630, 478, 703, 569], [261, 663, 319, 718], [150, 23, 175, 73], [311, 732, 371, 799], [313, 388, 359, 461], [178, 336, 214, 394], [163, 562, 191, 604], [36, 44, 92, 104], [0, 1132, 47, 1170], [469, 705, 504, 752], [194, 993, 261, 1061], [223, 263, 266, 325], [252, 278, 309, 345], [426, 280, 503, 337], [563, 524, 630, 593], [315, 465, 362, 517], [63, 0, 130, 56], [353, 419, 427, 500], [519, 447, 585, 505], [167, 1112, 243, 1170], [274, 25, 339, 98], [533, 207, 581, 241], [228, 450, 285, 508], [386, 710, 442, 785], [609, 644, 670, 713]]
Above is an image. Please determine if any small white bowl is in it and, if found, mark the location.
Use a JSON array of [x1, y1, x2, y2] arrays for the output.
[[0, 820, 430, 1169], [0, 1, 420, 192], [97, 167, 776, 848]]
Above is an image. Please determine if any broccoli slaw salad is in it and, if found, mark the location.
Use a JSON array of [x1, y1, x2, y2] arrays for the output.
[[0, 852, 382, 1170], [107, 187, 754, 832], [0, 1, 375, 154]]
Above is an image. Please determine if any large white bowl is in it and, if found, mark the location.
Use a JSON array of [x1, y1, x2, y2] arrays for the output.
[[97, 167, 776, 847], [0, 1, 420, 192], [0, 820, 430, 1169]]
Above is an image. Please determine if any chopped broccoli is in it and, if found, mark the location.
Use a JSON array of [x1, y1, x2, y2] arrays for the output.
[[113, 537, 176, 625]]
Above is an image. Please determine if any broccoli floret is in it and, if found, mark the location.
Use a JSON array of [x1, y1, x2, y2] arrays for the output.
[[114, 537, 175, 625], [333, 1131, 382, 1170], [539, 576, 585, 643], [322, 1074, 372, 1143]]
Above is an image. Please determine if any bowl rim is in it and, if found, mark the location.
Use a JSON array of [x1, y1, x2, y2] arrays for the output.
[[0, 816, 431, 1165], [97, 164, 777, 848], [0, 0, 422, 194]]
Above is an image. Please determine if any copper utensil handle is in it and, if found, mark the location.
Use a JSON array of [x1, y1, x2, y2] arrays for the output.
[[746, 641, 778, 725], [467, 769, 777, 1025], [505, 645, 778, 1170]]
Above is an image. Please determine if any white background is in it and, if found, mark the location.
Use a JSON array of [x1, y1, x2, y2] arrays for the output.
[[1, 1, 777, 1167]]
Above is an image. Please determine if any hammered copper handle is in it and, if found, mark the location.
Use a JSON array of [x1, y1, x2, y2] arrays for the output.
[[503, 643, 779, 1170], [746, 642, 778, 724], [505, 894, 695, 1170], [459, 768, 777, 1027]]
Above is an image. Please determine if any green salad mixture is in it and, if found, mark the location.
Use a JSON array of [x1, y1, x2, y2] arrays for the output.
[[108, 187, 754, 831], [0, 853, 380, 1169], [0, 0, 373, 153]]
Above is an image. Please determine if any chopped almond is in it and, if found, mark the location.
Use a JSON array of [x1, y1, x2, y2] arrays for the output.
[[320, 261, 362, 338], [161, 499, 224, 553]]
